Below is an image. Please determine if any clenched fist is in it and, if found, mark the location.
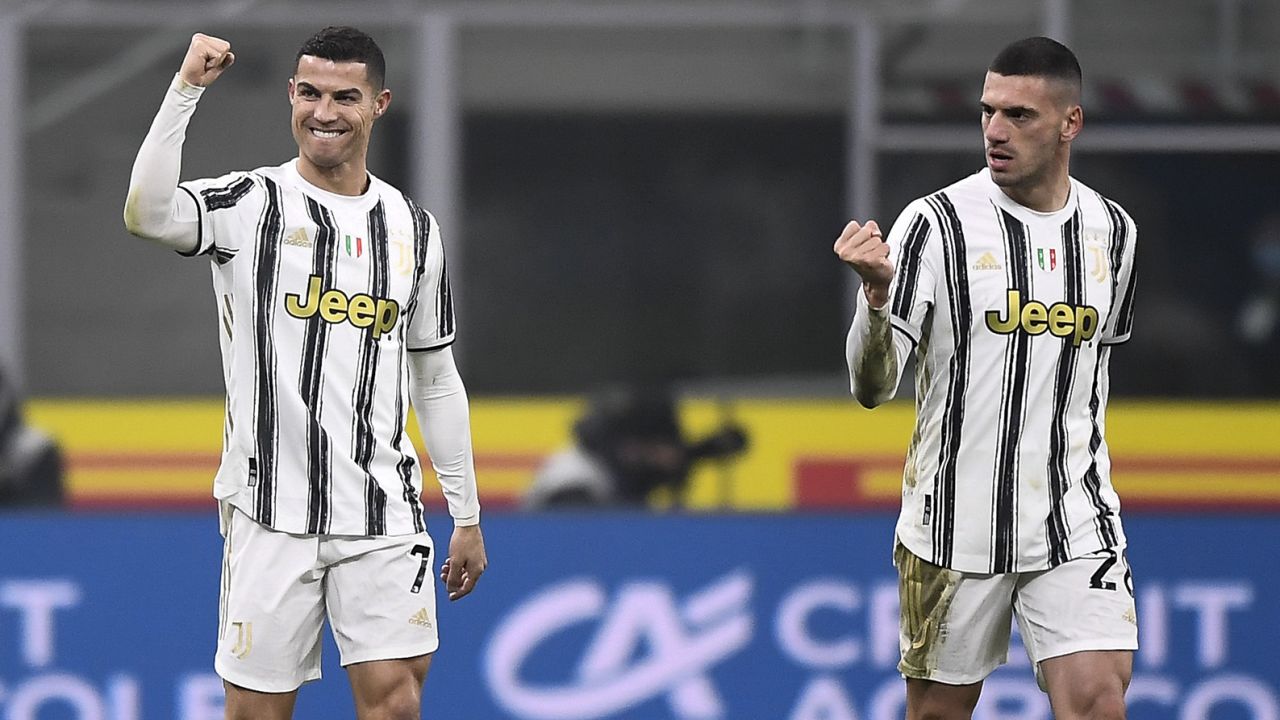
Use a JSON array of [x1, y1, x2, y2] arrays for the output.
[[834, 219, 894, 308], [179, 33, 235, 88]]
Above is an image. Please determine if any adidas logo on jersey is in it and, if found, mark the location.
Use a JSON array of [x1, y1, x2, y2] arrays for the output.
[[283, 227, 313, 248], [409, 608, 433, 628], [972, 252, 1002, 271]]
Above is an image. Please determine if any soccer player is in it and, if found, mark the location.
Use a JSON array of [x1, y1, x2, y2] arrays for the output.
[[836, 37, 1137, 720], [123, 28, 487, 719]]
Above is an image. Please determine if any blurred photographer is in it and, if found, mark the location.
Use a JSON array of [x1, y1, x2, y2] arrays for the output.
[[525, 388, 748, 509], [0, 366, 64, 506], [1236, 213, 1280, 395]]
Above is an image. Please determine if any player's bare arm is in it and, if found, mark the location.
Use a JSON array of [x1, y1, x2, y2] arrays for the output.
[[179, 33, 235, 88], [441, 525, 487, 601], [835, 220, 898, 408]]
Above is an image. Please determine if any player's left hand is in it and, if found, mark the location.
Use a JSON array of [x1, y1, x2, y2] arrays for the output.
[[441, 524, 487, 601]]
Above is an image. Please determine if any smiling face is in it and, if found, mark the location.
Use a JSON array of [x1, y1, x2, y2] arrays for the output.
[[288, 54, 391, 193], [980, 71, 1081, 210]]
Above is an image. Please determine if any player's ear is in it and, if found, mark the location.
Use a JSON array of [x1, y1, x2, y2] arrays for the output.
[[287, 77, 297, 102], [1061, 104, 1083, 143], [373, 88, 392, 118]]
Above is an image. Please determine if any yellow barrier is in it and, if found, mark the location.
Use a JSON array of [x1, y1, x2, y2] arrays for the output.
[[25, 398, 1280, 511]]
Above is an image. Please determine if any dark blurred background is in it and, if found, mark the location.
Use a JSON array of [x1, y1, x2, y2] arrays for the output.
[[1, 4, 1277, 719], [4, 0, 1278, 399]]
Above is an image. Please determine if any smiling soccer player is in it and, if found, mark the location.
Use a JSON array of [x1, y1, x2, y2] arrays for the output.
[[124, 27, 488, 720]]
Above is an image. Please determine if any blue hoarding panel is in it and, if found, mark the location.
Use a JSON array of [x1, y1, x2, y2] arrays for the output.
[[1, 513, 1277, 719]]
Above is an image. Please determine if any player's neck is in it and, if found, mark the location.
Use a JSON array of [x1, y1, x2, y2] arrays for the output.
[[297, 157, 370, 197], [1000, 171, 1070, 214]]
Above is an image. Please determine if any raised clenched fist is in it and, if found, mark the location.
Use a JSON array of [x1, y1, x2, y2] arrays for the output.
[[834, 219, 894, 308], [179, 33, 235, 88]]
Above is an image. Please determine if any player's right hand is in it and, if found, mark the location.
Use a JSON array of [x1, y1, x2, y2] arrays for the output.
[[179, 33, 235, 88], [834, 219, 894, 307]]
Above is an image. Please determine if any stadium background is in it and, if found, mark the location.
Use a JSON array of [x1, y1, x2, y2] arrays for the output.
[[1, 0, 1278, 718]]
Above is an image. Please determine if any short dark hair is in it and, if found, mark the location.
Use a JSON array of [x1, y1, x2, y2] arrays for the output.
[[296, 26, 386, 89], [989, 36, 1082, 90]]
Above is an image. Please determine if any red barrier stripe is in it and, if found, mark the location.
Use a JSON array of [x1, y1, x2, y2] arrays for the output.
[[794, 456, 1280, 511], [67, 451, 544, 472], [1113, 458, 1280, 473], [69, 491, 524, 512], [69, 452, 220, 470]]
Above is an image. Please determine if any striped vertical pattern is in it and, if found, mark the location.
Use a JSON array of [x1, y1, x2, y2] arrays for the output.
[[251, 178, 285, 526], [989, 207, 1032, 573], [301, 197, 339, 534], [356, 201, 391, 535], [1045, 209, 1086, 566], [924, 191, 971, 568], [1112, 268, 1137, 341], [393, 197, 433, 533], [218, 511, 233, 654], [401, 200, 432, 319], [1080, 198, 1127, 548], [223, 395, 233, 448], [861, 171, 1140, 573], [1100, 196, 1138, 342], [220, 293, 235, 448], [220, 294, 234, 343], [1082, 350, 1119, 548], [437, 251, 455, 340], [184, 162, 477, 536], [890, 213, 932, 321]]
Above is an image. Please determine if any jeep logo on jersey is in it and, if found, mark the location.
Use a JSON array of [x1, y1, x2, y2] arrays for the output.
[[284, 275, 400, 339], [485, 573, 752, 719], [985, 289, 1099, 347]]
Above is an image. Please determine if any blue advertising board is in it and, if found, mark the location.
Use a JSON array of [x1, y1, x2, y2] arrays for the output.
[[1, 513, 1277, 719]]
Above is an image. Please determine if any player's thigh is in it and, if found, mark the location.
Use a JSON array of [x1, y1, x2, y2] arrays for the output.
[[323, 531, 440, 667], [223, 680, 299, 720], [905, 677, 984, 720], [896, 542, 1016, 686], [216, 504, 327, 693], [347, 655, 433, 720], [1039, 649, 1132, 720], [1013, 546, 1137, 680]]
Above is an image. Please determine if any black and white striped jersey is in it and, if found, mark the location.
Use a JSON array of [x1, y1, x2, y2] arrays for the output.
[[179, 159, 454, 536], [871, 168, 1136, 573]]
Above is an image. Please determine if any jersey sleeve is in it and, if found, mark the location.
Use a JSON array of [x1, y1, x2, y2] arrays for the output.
[[176, 171, 265, 261], [406, 209, 457, 351], [408, 347, 479, 524], [884, 199, 942, 348], [1101, 207, 1138, 345]]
